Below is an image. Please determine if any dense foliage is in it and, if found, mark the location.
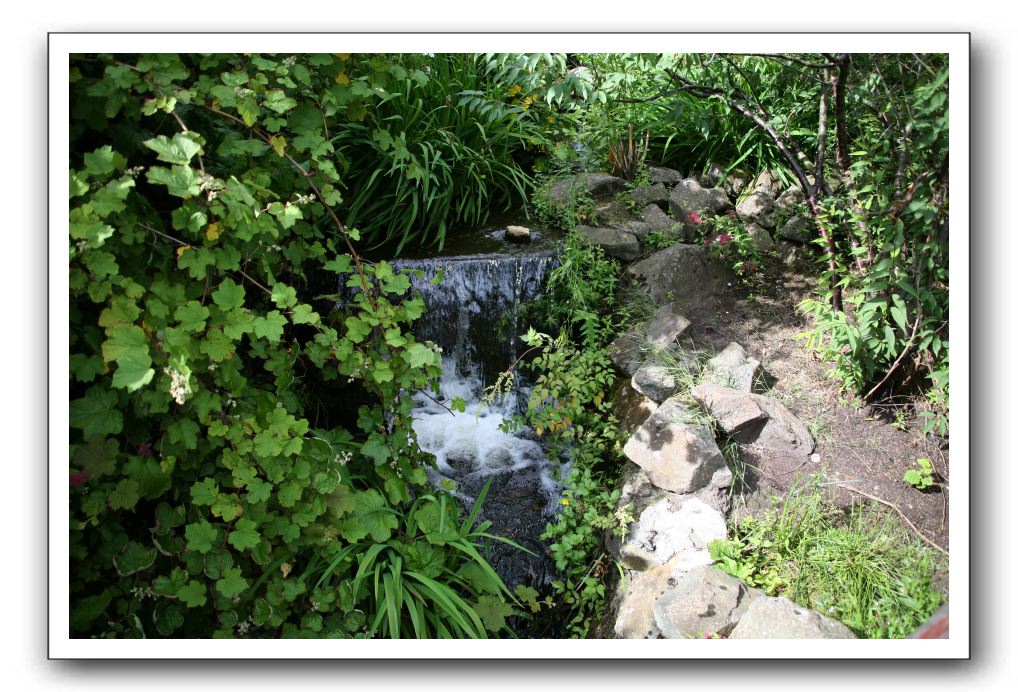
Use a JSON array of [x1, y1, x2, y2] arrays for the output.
[[68, 53, 522, 639]]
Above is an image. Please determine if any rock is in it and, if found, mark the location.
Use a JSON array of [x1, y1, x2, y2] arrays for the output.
[[619, 495, 726, 570], [722, 169, 752, 201], [736, 191, 779, 229], [668, 179, 733, 221], [613, 557, 683, 638], [543, 173, 626, 206], [576, 225, 641, 261], [607, 329, 645, 377], [624, 243, 734, 304], [614, 382, 659, 436], [698, 162, 726, 189], [632, 364, 679, 403], [628, 183, 669, 208], [702, 342, 760, 392], [752, 169, 785, 198], [612, 462, 732, 538], [611, 220, 651, 240], [776, 240, 801, 265], [691, 383, 815, 457], [505, 225, 531, 242], [779, 214, 815, 243], [653, 566, 764, 638], [728, 597, 857, 639], [744, 223, 774, 253], [648, 166, 685, 186], [623, 396, 727, 493], [643, 302, 691, 350], [775, 187, 805, 215], [641, 204, 679, 235]]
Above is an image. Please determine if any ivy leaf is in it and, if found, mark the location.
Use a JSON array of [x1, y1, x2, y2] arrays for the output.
[[216, 567, 249, 598], [271, 283, 298, 309], [246, 478, 272, 504], [111, 349, 155, 392], [72, 437, 119, 478], [263, 90, 297, 114], [108, 478, 141, 511], [70, 387, 123, 438], [146, 165, 201, 198], [211, 494, 243, 521], [450, 397, 466, 413], [228, 518, 261, 551], [360, 433, 390, 466], [290, 304, 319, 325], [191, 478, 219, 506], [253, 311, 287, 343], [184, 520, 218, 554], [277, 481, 302, 508], [83, 145, 121, 177], [269, 135, 287, 158], [414, 500, 459, 546], [178, 580, 207, 608], [474, 595, 514, 633], [175, 300, 209, 332], [142, 133, 203, 165], [212, 278, 246, 311], [114, 541, 157, 576], [201, 330, 235, 361], [339, 489, 397, 543], [404, 342, 437, 369], [152, 567, 188, 597]]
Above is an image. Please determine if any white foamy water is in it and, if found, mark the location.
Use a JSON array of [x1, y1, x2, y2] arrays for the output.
[[411, 359, 567, 515]]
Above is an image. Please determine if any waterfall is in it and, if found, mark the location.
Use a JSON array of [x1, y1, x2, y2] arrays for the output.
[[390, 250, 564, 587]]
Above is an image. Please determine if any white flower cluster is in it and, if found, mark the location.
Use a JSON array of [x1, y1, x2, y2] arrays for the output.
[[164, 366, 191, 405], [335, 450, 353, 467], [282, 56, 297, 68]]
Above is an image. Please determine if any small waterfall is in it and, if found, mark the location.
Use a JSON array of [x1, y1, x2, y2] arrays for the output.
[[391, 252, 557, 388], [390, 250, 564, 588]]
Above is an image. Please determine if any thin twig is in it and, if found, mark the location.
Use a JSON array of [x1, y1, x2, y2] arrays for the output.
[[834, 482, 949, 557], [864, 314, 922, 401]]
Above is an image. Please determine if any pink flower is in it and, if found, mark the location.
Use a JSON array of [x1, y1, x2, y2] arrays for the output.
[[717, 232, 732, 245], [138, 441, 153, 457], [70, 471, 90, 488], [686, 211, 703, 225]]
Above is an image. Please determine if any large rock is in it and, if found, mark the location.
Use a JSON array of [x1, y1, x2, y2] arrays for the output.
[[728, 597, 857, 639], [698, 162, 726, 188], [618, 495, 726, 570], [543, 173, 625, 206], [612, 461, 732, 534], [752, 169, 785, 198], [625, 244, 734, 304], [779, 214, 815, 243], [775, 187, 805, 215], [648, 166, 685, 186], [613, 557, 683, 639], [744, 223, 774, 253], [614, 382, 659, 436], [623, 396, 727, 493], [668, 179, 733, 221], [653, 566, 764, 638], [691, 383, 814, 457], [632, 364, 678, 403], [628, 183, 669, 208], [576, 225, 640, 261], [643, 302, 691, 350], [722, 168, 753, 201], [611, 220, 651, 240], [641, 204, 679, 235], [702, 342, 760, 392], [505, 225, 531, 243], [736, 191, 779, 229], [607, 329, 645, 377]]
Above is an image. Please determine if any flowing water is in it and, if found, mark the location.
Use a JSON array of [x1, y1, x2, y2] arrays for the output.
[[390, 241, 566, 588]]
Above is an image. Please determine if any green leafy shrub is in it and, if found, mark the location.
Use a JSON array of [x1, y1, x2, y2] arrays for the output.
[[68, 53, 513, 639]]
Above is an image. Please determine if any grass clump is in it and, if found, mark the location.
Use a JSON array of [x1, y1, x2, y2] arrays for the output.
[[709, 476, 945, 638]]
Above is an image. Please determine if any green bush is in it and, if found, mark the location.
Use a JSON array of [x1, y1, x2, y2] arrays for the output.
[[68, 53, 513, 639]]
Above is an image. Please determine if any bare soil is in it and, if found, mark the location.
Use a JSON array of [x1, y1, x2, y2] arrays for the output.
[[654, 248, 950, 558]]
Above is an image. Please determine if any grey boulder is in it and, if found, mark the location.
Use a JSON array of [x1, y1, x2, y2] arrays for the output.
[[779, 214, 815, 243], [653, 566, 764, 638], [736, 191, 779, 229], [648, 166, 685, 186], [744, 223, 774, 253], [618, 495, 726, 570], [643, 302, 691, 350], [625, 243, 734, 304], [576, 225, 641, 261], [703, 342, 760, 392], [641, 204, 679, 235], [543, 173, 625, 206], [628, 183, 670, 208], [632, 364, 679, 403], [623, 396, 727, 493], [668, 179, 733, 221], [691, 382, 815, 457], [728, 596, 857, 639]]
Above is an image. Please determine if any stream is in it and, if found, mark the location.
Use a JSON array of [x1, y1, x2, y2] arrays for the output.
[[390, 230, 566, 590]]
